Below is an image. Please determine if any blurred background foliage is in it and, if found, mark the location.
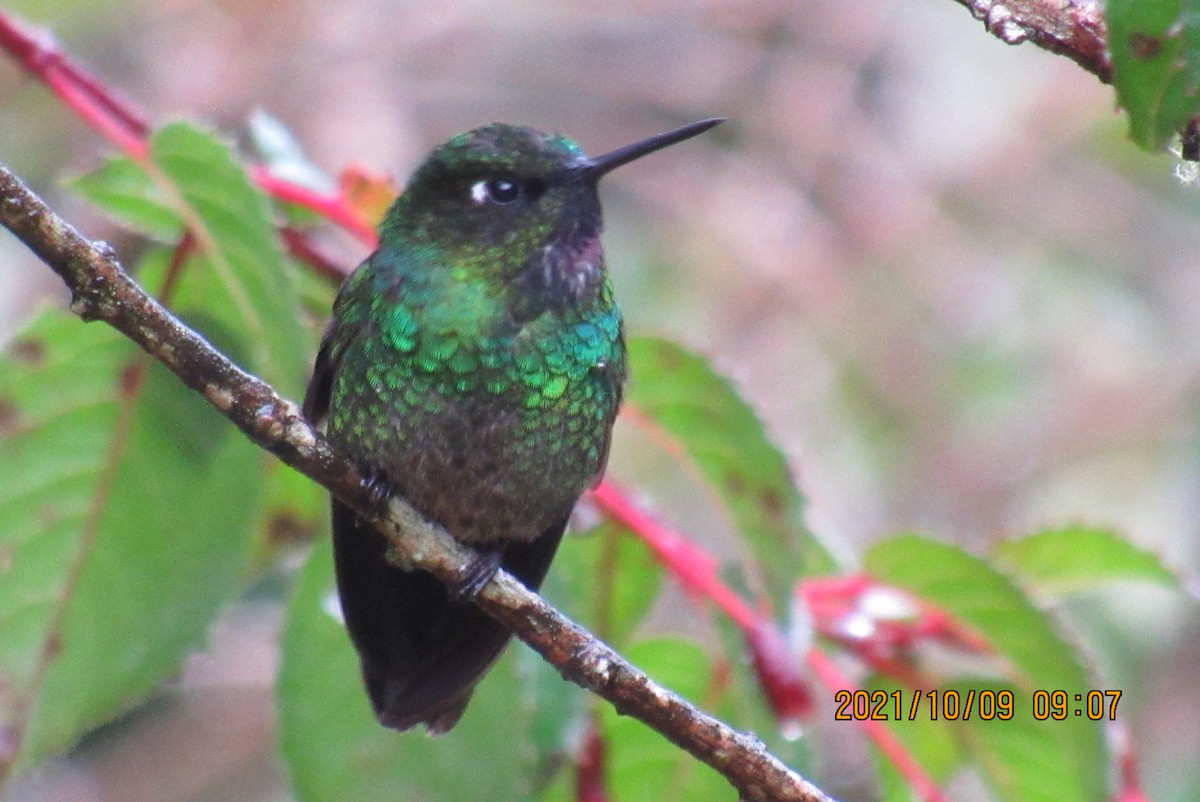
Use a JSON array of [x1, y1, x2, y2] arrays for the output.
[[1, 0, 1198, 800]]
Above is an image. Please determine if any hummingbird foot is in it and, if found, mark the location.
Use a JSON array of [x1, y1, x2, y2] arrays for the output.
[[359, 465, 394, 509], [449, 549, 502, 602]]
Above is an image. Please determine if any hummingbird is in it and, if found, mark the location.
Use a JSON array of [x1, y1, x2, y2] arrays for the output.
[[303, 117, 724, 734]]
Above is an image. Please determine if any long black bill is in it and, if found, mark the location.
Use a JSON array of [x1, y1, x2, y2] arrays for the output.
[[567, 117, 725, 182]]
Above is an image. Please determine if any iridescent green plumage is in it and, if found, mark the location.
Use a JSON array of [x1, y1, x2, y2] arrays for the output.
[[304, 118, 721, 734]]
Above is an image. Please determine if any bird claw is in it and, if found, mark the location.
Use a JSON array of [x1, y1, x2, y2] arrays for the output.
[[360, 466, 394, 509], [357, 466, 499, 601], [450, 550, 502, 602]]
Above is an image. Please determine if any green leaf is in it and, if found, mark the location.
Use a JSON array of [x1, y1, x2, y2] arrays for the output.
[[865, 678, 964, 802], [865, 535, 1108, 802], [0, 309, 263, 774], [255, 461, 327, 557], [522, 523, 665, 778], [516, 645, 587, 794], [150, 121, 308, 397], [624, 336, 823, 611], [959, 682, 1091, 802], [279, 543, 537, 802], [1108, 0, 1200, 149], [68, 156, 184, 242], [993, 524, 1181, 598], [546, 522, 664, 646], [600, 637, 731, 801]]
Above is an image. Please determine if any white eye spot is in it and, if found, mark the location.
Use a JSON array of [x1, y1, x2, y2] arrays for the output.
[[469, 177, 522, 206]]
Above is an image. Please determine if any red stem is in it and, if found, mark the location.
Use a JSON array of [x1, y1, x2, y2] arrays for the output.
[[574, 721, 609, 802], [590, 480, 759, 630], [0, 12, 148, 160], [806, 650, 948, 802], [42, 70, 148, 159], [0, 8, 375, 248], [1112, 722, 1149, 802], [281, 227, 355, 282], [252, 167, 376, 246]]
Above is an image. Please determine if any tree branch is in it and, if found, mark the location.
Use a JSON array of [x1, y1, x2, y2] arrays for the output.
[[0, 163, 837, 802], [951, 0, 1112, 83]]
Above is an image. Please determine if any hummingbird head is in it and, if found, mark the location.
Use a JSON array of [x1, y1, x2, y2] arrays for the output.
[[382, 118, 723, 315]]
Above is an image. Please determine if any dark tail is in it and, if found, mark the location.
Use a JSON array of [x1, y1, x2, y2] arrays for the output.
[[330, 500, 567, 734]]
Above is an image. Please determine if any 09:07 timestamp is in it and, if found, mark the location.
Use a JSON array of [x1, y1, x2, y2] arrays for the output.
[[833, 689, 1123, 722]]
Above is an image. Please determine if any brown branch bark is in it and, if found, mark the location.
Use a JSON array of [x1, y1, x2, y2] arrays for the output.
[[0, 163, 837, 802], [951, 0, 1112, 83]]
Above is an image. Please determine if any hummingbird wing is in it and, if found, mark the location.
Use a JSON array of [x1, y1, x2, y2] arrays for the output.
[[302, 329, 337, 423], [330, 499, 567, 733]]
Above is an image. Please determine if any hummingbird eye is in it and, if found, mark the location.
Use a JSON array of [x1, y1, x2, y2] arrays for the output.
[[471, 177, 522, 206]]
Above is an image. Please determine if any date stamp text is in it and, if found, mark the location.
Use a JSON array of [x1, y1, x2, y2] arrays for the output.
[[833, 689, 1122, 722]]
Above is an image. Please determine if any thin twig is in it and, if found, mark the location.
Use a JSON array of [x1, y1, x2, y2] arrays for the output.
[[0, 163, 837, 802]]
